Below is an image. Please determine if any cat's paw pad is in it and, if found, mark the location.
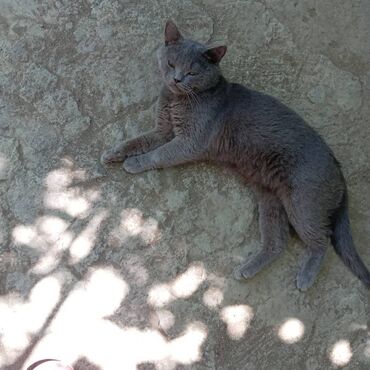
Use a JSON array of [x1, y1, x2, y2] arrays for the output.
[[100, 149, 125, 164], [122, 157, 144, 174]]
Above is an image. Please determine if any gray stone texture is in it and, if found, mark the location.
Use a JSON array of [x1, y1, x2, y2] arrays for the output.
[[0, 0, 369, 369]]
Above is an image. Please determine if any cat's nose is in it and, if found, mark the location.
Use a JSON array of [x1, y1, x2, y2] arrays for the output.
[[174, 77, 181, 84]]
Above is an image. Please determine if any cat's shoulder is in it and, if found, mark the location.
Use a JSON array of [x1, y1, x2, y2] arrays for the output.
[[226, 82, 276, 105], [226, 82, 251, 96], [226, 83, 275, 103], [226, 82, 293, 112], [222, 82, 254, 107]]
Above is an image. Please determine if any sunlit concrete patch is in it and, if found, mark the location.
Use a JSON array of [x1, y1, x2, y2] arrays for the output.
[[44, 168, 73, 191], [43, 164, 99, 218], [148, 284, 174, 308], [150, 309, 175, 331], [220, 305, 254, 340], [171, 263, 206, 298], [25, 267, 130, 368], [12, 214, 72, 274], [23, 267, 207, 370], [0, 276, 61, 367], [14, 206, 106, 274], [203, 287, 223, 308], [39, 216, 69, 243], [13, 216, 70, 272], [45, 191, 90, 217], [12, 225, 38, 245], [167, 321, 208, 364], [32, 321, 207, 370], [69, 211, 108, 263], [12, 216, 69, 251], [110, 208, 161, 246], [56, 267, 129, 322], [278, 318, 305, 344], [87, 326, 168, 370], [202, 272, 225, 309], [48, 158, 87, 184], [155, 358, 177, 370], [32, 231, 74, 274], [330, 339, 352, 367], [148, 263, 206, 307]]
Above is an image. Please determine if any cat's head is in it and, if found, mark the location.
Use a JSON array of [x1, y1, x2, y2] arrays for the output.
[[157, 20, 227, 95]]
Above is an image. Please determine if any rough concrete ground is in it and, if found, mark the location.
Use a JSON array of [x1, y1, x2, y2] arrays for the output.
[[0, 0, 370, 369]]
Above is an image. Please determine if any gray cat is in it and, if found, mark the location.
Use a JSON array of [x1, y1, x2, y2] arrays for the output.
[[101, 21, 370, 290]]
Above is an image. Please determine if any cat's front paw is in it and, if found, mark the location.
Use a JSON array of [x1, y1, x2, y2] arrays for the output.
[[100, 148, 125, 165], [233, 264, 255, 280], [122, 156, 146, 174], [233, 260, 261, 280], [233, 265, 246, 281]]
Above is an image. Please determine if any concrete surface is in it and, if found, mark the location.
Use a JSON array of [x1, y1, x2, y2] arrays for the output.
[[0, 0, 370, 369]]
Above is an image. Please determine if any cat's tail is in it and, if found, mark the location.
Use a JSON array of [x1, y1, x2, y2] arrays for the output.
[[331, 191, 370, 289]]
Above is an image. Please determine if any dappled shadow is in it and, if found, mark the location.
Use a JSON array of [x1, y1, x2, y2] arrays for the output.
[[1, 155, 369, 370]]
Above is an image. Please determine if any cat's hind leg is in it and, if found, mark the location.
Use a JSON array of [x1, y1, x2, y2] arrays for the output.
[[234, 191, 289, 280], [296, 246, 327, 290], [282, 194, 331, 291]]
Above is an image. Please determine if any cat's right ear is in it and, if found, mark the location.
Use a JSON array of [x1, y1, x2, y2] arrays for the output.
[[165, 20, 183, 45], [203, 46, 227, 64]]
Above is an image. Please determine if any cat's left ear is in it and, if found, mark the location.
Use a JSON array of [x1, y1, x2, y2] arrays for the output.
[[203, 46, 227, 64], [165, 20, 183, 45]]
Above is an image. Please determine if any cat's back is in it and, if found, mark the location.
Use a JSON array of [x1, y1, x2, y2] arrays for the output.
[[222, 82, 329, 151], [225, 83, 310, 131], [214, 82, 343, 186]]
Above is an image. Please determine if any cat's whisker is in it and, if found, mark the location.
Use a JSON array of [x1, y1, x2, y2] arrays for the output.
[[187, 89, 199, 107], [187, 92, 198, 111], [182, 88, 195, 111], [191, 88, 202, 108], [182, 85, 201, 111], [180, 85, 195, 110]]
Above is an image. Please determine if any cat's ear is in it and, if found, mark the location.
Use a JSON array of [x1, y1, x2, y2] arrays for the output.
[[203, 46, 227, 64], [165, 20, 183, 45]]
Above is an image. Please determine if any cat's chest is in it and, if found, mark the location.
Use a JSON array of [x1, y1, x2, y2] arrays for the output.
[[167, 99, 193, 134]]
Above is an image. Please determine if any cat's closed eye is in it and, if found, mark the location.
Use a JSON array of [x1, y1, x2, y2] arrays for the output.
[[187, 71, 198, 76], [168, 60, 175, 68]]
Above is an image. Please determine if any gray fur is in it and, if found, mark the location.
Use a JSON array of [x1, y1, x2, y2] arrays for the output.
[[101, 20, 370, 290]]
